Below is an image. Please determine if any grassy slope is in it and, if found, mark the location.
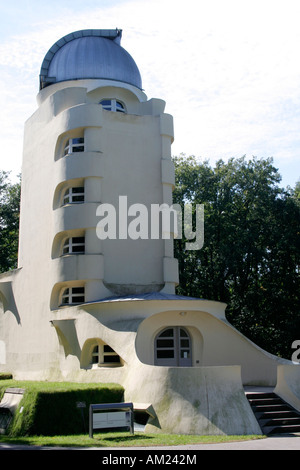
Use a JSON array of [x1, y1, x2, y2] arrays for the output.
[[0, 378, 264, 447]]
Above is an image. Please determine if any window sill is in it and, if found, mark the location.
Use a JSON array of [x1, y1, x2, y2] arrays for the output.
[[58, 302, 86, 308], [60, 253, 85, 257], [91, 363, 123, 369]]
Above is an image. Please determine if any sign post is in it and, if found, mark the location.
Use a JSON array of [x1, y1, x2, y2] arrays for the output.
[[76, 401, 86, 433], [89, 403, 134, 438]]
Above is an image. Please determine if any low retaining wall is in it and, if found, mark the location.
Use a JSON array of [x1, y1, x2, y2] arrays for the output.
[[123, 363, 262, 435], [275, 364, 300, 412]]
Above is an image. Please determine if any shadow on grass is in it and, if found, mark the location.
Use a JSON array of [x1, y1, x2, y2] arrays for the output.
[[93, 433, 153, 443], [0, 432, 155, 449]]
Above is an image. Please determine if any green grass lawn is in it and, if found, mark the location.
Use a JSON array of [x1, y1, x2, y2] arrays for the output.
[[0, 377, 264, 448], [0, 432, 264, 448]]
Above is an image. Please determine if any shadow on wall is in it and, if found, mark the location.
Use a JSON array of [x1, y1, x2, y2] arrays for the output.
[[0, 278, 21, 325]]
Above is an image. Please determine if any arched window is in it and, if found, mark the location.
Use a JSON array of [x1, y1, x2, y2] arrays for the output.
[[100, 99, 126, 113], [154, 327, 192, 367]]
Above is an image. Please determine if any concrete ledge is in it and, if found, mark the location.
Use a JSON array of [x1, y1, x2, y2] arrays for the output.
[[275, 364, 300, 412], [0, 388, 25, 414], [123, 364, 262, 435], [132, 403, 156, 419]]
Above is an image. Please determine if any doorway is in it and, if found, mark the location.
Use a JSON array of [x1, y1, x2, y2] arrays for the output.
[[154, 326, 192, 366]]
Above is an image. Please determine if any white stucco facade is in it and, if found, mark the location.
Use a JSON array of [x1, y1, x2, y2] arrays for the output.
[[0, 29, 299, 435]]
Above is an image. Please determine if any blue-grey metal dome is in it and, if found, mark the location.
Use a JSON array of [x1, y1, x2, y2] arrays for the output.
[[39, 29, 142, 90]]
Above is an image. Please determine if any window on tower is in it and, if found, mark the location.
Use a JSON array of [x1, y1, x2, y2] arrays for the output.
[[61, 286, 85, 305], [62, 237, 85, 255], [64, 137, 85, 156], [100, 99, 126, 113], [62, 186, 85, 205]]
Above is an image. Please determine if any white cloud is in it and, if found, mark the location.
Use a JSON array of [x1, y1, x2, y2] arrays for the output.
[[0, 0, 300, 186]]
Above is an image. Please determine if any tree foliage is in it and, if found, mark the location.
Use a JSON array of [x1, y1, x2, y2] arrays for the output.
[[0, 160, 299, 359], [0, 171, 21, 273], [173, 155, 300, 358]]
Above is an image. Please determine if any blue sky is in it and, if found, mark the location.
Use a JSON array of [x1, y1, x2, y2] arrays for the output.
[[0, 0, 300, 188]]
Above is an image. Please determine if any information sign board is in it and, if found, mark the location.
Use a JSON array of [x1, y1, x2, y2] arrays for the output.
[[89, 403, 134, 438]]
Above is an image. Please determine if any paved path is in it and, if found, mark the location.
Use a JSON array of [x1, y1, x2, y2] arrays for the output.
[[96, 435, 300, 450], [154, 435, 300, 450]]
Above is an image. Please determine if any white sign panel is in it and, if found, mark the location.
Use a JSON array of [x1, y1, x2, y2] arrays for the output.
[[93, 411, 131, 429]]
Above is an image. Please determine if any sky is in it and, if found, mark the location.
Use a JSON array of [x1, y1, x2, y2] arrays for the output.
[[0, 0, 299, 188]]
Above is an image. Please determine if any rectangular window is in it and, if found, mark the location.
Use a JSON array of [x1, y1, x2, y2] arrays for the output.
[[103, 355, 121, 363], [157, 350, 175, 359], [103, 345, 120, 364], [71, 287, 85, 304], [62, 237, 85, 255], [63, 187, 85, 205], [61, 286, 85, 305], [157, 339, 174, 348], [64, 138, 84, 156]]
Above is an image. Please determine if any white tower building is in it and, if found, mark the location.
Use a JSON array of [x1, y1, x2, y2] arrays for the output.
[[1, 29, 299, 435], [22, 28, 178, 309]]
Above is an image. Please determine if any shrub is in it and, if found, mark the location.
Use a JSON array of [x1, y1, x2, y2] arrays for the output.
[[0, 373, 13, 380], [0, 381, 124, 436]]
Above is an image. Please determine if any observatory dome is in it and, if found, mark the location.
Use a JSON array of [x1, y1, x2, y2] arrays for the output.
[[39, 29, 142, 90]]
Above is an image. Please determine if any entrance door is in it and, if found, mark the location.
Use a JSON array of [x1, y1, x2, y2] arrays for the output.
[[154, 327, 192, 366]]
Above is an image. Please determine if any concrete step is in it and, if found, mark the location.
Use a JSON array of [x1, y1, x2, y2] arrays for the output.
[[256, 410, 300, 420], [253, 404, 293, 412], [246, 392, 278, 400], [260, 417, 300, 427], [248, 398, 283, 406], [245, 390, 300, 435], [264, 424, 300, 435]]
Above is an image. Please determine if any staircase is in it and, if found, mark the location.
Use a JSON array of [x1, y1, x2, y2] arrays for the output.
[[245, 390, 300, 435]]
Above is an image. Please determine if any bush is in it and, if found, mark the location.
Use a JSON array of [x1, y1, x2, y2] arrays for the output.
[[0, 373, 13, 380], [0, 380, 124, 436]]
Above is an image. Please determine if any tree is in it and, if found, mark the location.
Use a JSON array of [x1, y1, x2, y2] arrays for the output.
[[293, 180, 300, 205], [173, 155, 300, 358], [0, 171, 21, 273]]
